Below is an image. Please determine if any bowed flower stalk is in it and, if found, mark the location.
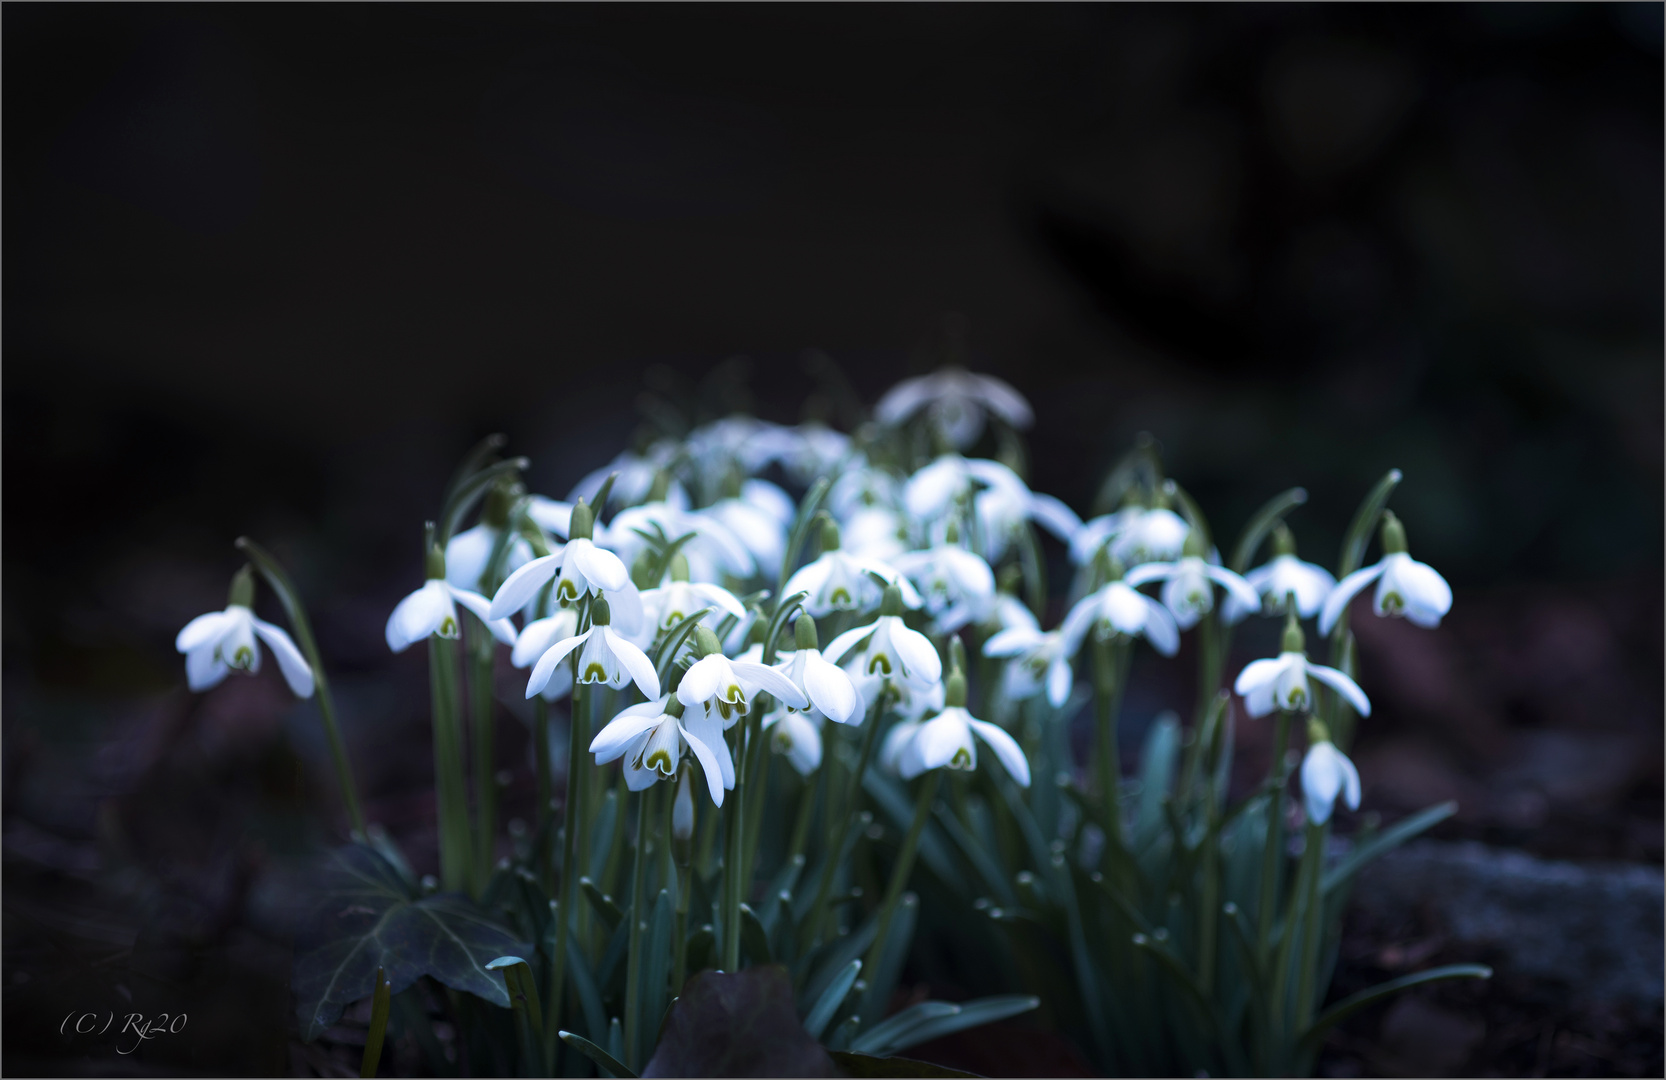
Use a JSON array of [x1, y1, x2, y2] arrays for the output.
[[1318, 511, 1453, 635], [1223, 523, 1337, 624], [177, 565, 315, 698], [1125, 532, 1260, 631]]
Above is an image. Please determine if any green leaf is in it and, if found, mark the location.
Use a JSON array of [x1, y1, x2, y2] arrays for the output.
[[857, 893, 917, 1030], [440, 457, 528, 546], [590, 790, 620, 881], [1322, 802, 1457, 896], [1295, 964, 1492, 1058], [642, 966, 836, 1078], [642, 889, 675, 1054], [740, 903, 773, 966], [862, 770, 965, 894], [932, 802, 1016, 907], [777, 477, 833, 600], [293, 845, 525, 1041], [828, 1051, 980, 1078], [582, 876, 626, 934], [561, 1029, 636, 1079], [1228, 487, 1308, 574], [802, 910, 880, 1011], [1337, 468, 1402, 580], [849, 1001, 958, 1056], [591, 471, 620, 516], [441, 434, 508, 515], [761, 591, 811, 665], [652, 606, 716, 685], [1134, 713, 1181, 851], [803, 959, 861, 1040], [854, 995, 1040, 1057]]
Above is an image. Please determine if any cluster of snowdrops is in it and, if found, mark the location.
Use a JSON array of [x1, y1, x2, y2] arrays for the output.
[[176, 368, 1483, 1078]]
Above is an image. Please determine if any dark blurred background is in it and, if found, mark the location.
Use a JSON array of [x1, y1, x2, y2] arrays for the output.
[[4, 4, 1661, 1076]]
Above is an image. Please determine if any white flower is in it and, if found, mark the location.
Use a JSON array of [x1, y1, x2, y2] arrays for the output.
[[1319, 554, 1451, 635], [176, 604, 314, 697], [1224, 553, 1336, 624], [570, 443, 686, 510], [763, 708, 823, 775], [889, 705, 1031, 787], [677, 651, 808, 726], [773, 646, 862, 725], [983, 626, 1073, 708], [1113, 507, 1190, 566], [488, 540, 632, 619], [445, 522, 533, 594], [603, 502, 755, 582], [1301, 740, 1361, 825], [841, 506, 910, 563], [875, 367, 1033, 449], [782, 423, 854, 484], [511, 608, 580, 701], [782, 546, 922, 617], [525, 617, 659, 700], [1060, 580, 1180, 657], [641, 580, 747, 637], [982, 593, 1040, 634], [828, 465, 903, 522], [1126, 556, 1259, 631], [590, 697, 729, 806], [703, 496, 788, 580], [1232, 651, 1370, 717], [387, 578, 517, 653], [824, 611, 943, 693], [893, 543, 996, 634]]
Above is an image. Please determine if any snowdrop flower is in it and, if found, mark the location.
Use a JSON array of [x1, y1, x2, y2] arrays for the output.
[[841, 505, 911, 563], [686, 416, 793, 478], [875, 366, 1033, 449], [488, 500, 633, 619], [1223, 524, 1336, 624], [1318, 512, 1452, 635], [387, 546, 517, 653], [973, 471, 1081, 564], [886, 649, 1030, 786], [782, 422, 854, 485], [763, 707, 823, 776], [1300, 721, 1361, 826], [570, 443, 686, 511], [1068, 507, 1137, 566], [824, 585, 943, 693], [590, 695, 728, 805], [444, 483, 533, 593], [702, 484, 790, 579], [1233, 616, 1370, 718], [177, 567, 314, 697], [983, 626, 1074, 708], [1125, 535, 1259, 630], [640, 558, 748, 636], [828, 465, 903, 522], [1113, 504, 1190, 567], [511, 608, 580, 701], [773, 615, 863, 725], [525, 597, 659, 700], [603, 500, 755, 583], [894, 527, 996, 634], [1060, 565, 1180, 658], [677, 627, 808, 726], [783, 519, 922, 617]]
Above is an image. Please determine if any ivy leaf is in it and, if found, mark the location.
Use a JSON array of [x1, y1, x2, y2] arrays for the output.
[[642, 966, 835, 1078], [293, 844, 527, 1041]]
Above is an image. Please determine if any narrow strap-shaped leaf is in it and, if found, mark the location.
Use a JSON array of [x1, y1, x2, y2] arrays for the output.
[[932, 801, 1016, 907], [441, 434, 507, 513], [760, 591, 810, 666], [858, 893, 917, 1031], [776, 476, 833, 600], [560, 1029, 636, 1079], [1322, 802, 1456, 896], [359, 966, 391, 1078], [564, 935, 609, 1043], [651, 606, 714, 685], [802, 908, 881, 1009], [582, 877, 625, 933], [862, 770, 965, 894], [1295, 964, 1492, 1059], [1337, 468, 1402, 580], [803, 959, 861, 1039], [738, 903, 772, 966], [1229, 487, 1308, 574], [591, 471, 620, 517], [441, 457, 529, 545], [869, 994, 1041, 1057], [849, 1000, 961, 1055], [1166, 480, 1213, 551]]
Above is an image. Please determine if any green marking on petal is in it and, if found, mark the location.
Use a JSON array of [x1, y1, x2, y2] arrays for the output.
[[439, 617, 458, 637], [950, 748, 973, 770], [867, 653, 893, 677], [646, 750, 674, 776], [233, 646, 254, 669], [582, 663, 608, 683]]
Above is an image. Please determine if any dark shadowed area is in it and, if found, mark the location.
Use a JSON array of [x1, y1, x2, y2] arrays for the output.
[[4, 5, 1660, 1076]]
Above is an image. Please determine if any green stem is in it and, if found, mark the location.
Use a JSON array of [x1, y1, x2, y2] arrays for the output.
[[1257, 711, 1292, 963], [1092, 636, 1131, 874], [722, 721, 749, 972], [429, 635, 472, 894], [624, 789, 649, 1070], [318, 680, 367, 837], [468, 616, 497, 894], [1197, 739, 1222, 996], [786, 770, 818, 863], [673, 785, 692, 996], [861, 769, 942, 990], [1295, 821, 1328, 1028], [534, 696, 553, 888], [811, 695, 885, 945], [547, 679, 588, 1068], [741, 712, 771, 889], [1271, 821, 1322, 1074]]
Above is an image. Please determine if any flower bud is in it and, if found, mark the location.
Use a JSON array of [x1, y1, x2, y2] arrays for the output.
[[591, 597, 612, 626], [1271, 523, 1298, 558], [693, 625, 723, 658], [880, 583, 905, 617], [945, 518, 961, 545], [795, 614, 819, 651], [945, 669, 968, 708], [228, 564, 256, 608], [569, 499, 595, 541], [1281, 609, 1305, 654], [1380, 511, 1408, 555], [949, 635, 967, 676]]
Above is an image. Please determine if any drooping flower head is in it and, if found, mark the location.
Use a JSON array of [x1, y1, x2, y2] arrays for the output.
[[1060, 556, 1180, 658], [1125, 532, 1259, 631], [1300, 719, 1362, 825], [894, 521, 996, 634], [886, 640, 1030, 786], [783, 517, 923, 617], [824, 584, 944, 696], [1318, 512, 1452, 635], [589, 695, 728, 806], [177, 565, 315, 697], [387, 541, 518, 653], [524, 596, 659, 700], [1223, 524, 1336, 624], [772, 615, 863, 725], [875, 366, 1033, 450], [444, 481, 532, 594], [1233, 614, 1371, 718], [677, 626, 809, 726]]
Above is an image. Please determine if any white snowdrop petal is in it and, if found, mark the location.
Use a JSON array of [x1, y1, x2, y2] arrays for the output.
[[490, 554, 563, 621], [177, 610, 232, 653], [968, 718, 1031, 787], [251, 617, 315, 698], [1318, 563, 1386, 636], [186, 647, 231, 691]]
